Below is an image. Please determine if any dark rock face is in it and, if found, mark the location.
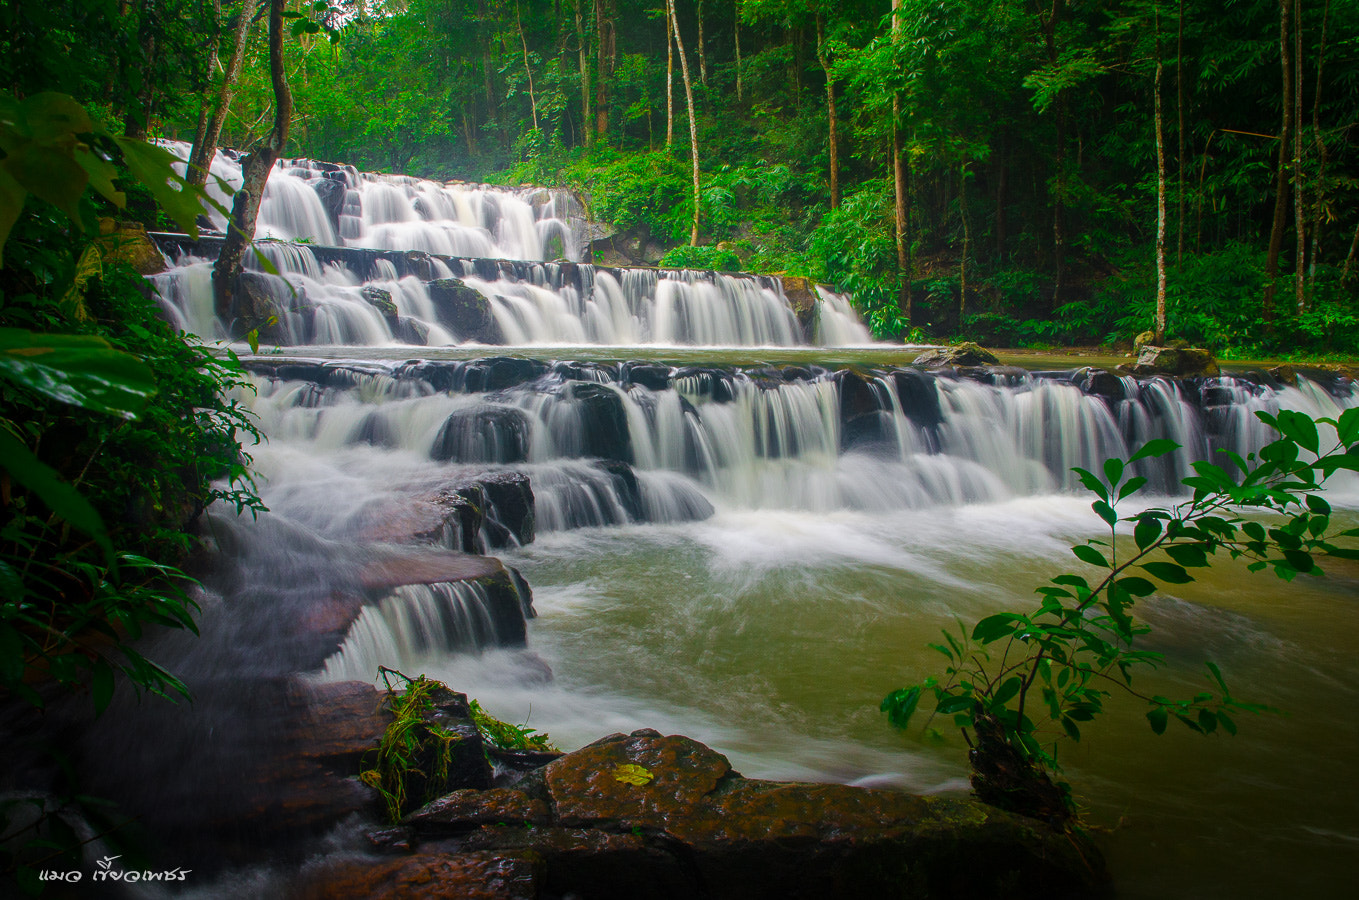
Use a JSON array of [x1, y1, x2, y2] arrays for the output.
[[361, 285, 398, 318], [314, 730, 1107, 900], [623, 362, 673, 391], [429, 278, 503, 344], [296, 852, 541, 900], [914, 341, 1001, 368], [431, 406, 532, 463], [1077, 366, 1128, 402], [471, 471, 536, 548], [780, 275, 819, 339], [313, 176, 347, 235], [568, 382, 633, 464], [231, 271, 297, 344], [891, 369, 944, 430]]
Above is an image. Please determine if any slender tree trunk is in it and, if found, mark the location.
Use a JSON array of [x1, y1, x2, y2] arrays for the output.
[[1292, 0, 1305, 310], [212, 0, 291, 321], [1176, 0, 1185, 267], [734, 0, 743, 102], [122, 0, 157, 139], [1155, 7, 1168, 344], [995, 137, 1008, 257], [1264, 0, 1293, 326], [1343, 219, 1359, 285], [666, 0, 675, 147], [697, 0, 708, 86], [891, 0, 910, 323], [594, 0, 615, 139], [1308, 0, 1331, 289], [816, 15, 839, 209], [516, 2, 540, 131], [575, 0, 592, 146], [959, 161, 970, 325], [188, 0, 257, 188], [670, 0, 700, 244], [189, 0, 223, 170]]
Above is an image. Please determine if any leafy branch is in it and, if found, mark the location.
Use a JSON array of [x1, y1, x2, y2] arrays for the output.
[[883, 407, 1359, 825]]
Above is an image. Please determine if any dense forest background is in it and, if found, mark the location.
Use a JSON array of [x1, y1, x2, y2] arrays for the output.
[[4, 0, 1357, 355]]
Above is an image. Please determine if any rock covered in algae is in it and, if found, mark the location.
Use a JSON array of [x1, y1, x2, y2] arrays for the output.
[[913, 341, 1001, 368]]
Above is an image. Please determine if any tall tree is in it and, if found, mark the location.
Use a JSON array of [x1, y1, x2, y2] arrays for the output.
[[1264, 0, 1293, 325], [187, 0, 258, 188], [1154, 3, 1168, 343], [670, 0, 701, 244], [212, 0, 291, 319]]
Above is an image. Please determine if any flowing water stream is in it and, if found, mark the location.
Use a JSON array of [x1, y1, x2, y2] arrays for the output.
[[141, 155, 1359, 898]]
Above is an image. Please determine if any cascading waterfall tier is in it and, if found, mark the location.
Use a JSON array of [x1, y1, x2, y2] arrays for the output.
[[150, 235, 873, 349], [239, 358, 1359, 535]]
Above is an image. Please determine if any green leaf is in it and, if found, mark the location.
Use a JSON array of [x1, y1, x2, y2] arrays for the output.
[[114, 136, 213, 237], [990, 676, 1023, 708], [1117, 476, 1148, 501], [1071, 466, 1107, 500], [1072, 543, 1109, 568], [881, 686, 922, 728], [1336, 408, 1358, 445], [1282, 549, 1314, 573], [1275, 409, 1319, 455], [613, 763, 654, 786], [1146, 706, 1168, 735], [1134, 515, 1164, 550], [1141, 561, 1194, 584], [1128, 438, 1180, 463], [935, 694, 976, 715], [1165, 544, 1209, 568], [0, 164, 27, 266], [1114, 576, 1156, 597], [1060, 716, 1082, 741], [0, 327, 156, 417], [0, 429, 111, 558], [1102, 457, 1124, 487], [972, 613, 1023, 643], [1092, 500, 1118, 528]]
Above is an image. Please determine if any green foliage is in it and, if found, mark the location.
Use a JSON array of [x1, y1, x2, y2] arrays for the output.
[[884, 410, 1359, 823], [468, 698, 556, 753], [0, 94, 262, 714], [659, 244, 741, 272], [360, 669, 462, 825]]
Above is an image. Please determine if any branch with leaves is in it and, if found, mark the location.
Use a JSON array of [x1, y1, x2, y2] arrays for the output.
[[883, 407, 1359, 825]]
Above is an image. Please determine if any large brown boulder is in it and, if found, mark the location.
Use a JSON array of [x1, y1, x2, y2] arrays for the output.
[[913, 341, 1000, 368], [780, 275, 819, 339], [96, 218, 169, 274], [326, 730, 1107, 900], [1131, 345, 1220, 377]]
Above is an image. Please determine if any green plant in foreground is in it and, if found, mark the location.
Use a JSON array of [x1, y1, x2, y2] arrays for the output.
[[469, 697, 556, 753], [883, 408, 1359, 825]]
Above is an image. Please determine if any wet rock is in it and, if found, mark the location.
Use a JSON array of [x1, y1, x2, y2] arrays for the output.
[[429, 278, 503, 344], [294, 849, 542, 900], [313, 176, 347, 235], [596, 460, 643, 521], [404, 250, 435, 281], [891, 368, 944, 430], [914, 341, 1001, 368], [403, 788, 551, 830], [1131, 345, 1220, 377], [431, 405, 532, 464], [389, 731, 1106, 900], [230, 271, 295, 344], [623, 362, 672, 391], [673, 367, 735, 403], [361, 285, 398, 318], [568, 382, 633, 464], [1076, 366, 1127, 402], [468, 471, 536, 548], [357, 550, 532, 647], [460, 357, 550, 392], [1268, 364, 1297, 386], [780, 275, 819, 339], [393, 317, 431, 346]]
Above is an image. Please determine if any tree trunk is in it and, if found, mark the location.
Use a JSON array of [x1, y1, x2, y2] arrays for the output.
[[670, 0, 701, 245], [1343, 219, 1359, 285], [666, 0, 675, 147], [575, 0, 592, 146], [189, 0, 223, 174], [995, 138, 1008, 257], [1264, 0, 1293, 326], [1292, 0, 1304, 310], [1155, 7, 1168, 344], [212, 0, 292, 322], [816, 15, 839, 209], [1308, 0, 1331, 290], [1176, 0, 1185, 267], [188, 0, 257, 188], [959, 161, 970, 326], [891, 0, 910, 322], [516, 2, 539, 131], [734, 0, 743, 102], [697, 0, 708, 86], [121, 0, 157, 139], [594, 0, 615, 139]]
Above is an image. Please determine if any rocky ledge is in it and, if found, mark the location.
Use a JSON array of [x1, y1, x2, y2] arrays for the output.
[[297, 727, 1106, 900]]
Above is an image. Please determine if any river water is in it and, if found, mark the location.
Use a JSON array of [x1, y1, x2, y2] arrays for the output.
[[149, 154, 1359, 898]]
